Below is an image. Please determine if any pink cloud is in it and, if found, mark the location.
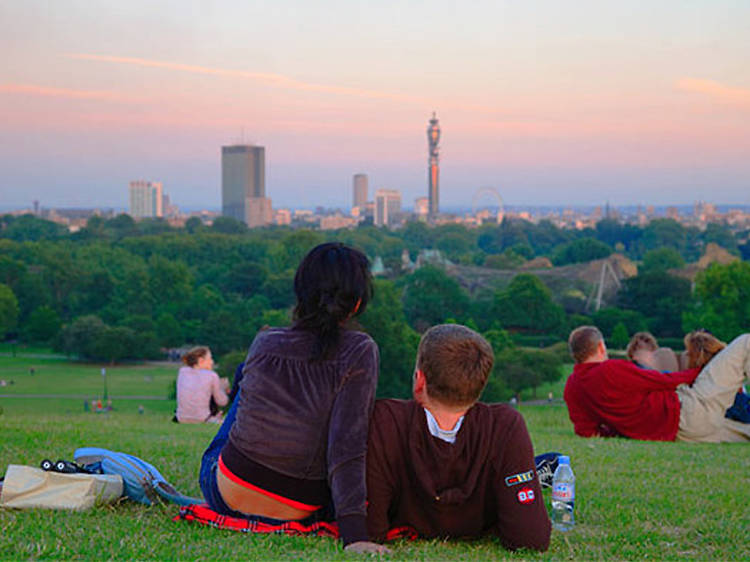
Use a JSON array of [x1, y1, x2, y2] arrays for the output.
[[65, 53, 429, 104], [676, 78, 750, 106], [0, 83, 139, 102]]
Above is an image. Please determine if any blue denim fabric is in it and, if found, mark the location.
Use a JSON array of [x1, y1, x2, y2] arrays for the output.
[[199, 391, 249, 517], [198, 391, 329, 525]]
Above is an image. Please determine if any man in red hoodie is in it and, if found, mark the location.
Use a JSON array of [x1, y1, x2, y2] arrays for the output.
[[564, 326, 750, 442]]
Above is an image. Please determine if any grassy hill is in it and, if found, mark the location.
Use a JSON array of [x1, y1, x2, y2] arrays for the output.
[[1, 354, 748, 560]]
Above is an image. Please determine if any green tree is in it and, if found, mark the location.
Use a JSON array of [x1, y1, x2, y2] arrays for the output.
[[492, 274, 566, 335], [595, 218, 642, 254], [551, 237, 612, 266], [105, 213, 138, 239], [90, 325, 138, 363], [59, 315, 107, 358], [701, 223, 738, 254], [484, 248, 525, 270], [592, 307, 647, 338], [211, 216, 248, 234], [683, 261, 750, 341], [185, 216, 204, 234], [640, 218, 700, 261], [489, 348, 563, 400], [618, 271, 691, 336], [0, 283, 20, 338], [434, 225, 475, 262], [156, 312, 183, 348], [198, 310, 245, 357], [222, 262, 268, 297], [0, 214, 67, 241], [483, 328, 514, 355], [640, 247, 685, 274], [610, 322, 629, 350], [402, 265, 470, 332], [148, 255, 193, 313], [359, 279, 420, 399], [261, 271, 296, 309], [22, 305, 61, 343]]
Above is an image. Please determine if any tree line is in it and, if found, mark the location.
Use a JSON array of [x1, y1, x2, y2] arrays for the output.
[[1, 212, 748, 399]]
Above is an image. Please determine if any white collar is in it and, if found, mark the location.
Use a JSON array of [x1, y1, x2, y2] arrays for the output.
[[424, 408, 464, 444]]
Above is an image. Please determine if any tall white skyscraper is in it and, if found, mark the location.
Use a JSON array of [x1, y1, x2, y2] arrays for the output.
[[129, 180, 163, 218], [221, 144, 270, 227], [374, 189, 402, 227], [353, 173, 368, 209]]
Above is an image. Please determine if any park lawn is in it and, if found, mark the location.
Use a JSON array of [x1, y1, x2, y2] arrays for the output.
[[1, 357, 749, 560], [0, 354, 178, 399]]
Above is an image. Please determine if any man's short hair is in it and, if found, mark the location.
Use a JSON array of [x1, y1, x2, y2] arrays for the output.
[[568, 326, 604, 364], [626, 332, 658, 360], [416, 324, 494, 408]]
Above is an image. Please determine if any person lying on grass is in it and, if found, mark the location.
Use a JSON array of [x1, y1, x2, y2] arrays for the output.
[[628, 329, 750, 424], [626, 331, 683, 372], [564, 326, 750, 443], [199, 243, 388, 554], [366, 324, 551, 551]]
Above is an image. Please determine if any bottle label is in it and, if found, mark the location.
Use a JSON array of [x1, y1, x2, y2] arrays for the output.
[[552, 482, 575, 501]]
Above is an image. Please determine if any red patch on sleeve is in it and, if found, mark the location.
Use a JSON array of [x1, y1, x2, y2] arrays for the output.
[[517, 487, 535, 504]]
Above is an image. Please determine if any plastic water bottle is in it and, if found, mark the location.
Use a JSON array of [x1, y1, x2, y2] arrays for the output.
[[551, 455, 575, 531]]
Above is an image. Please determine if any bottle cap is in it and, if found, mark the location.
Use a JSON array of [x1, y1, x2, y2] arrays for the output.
[[558, 455, 570, 465]]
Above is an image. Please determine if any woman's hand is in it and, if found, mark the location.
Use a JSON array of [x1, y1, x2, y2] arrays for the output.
[[344, 541, 392, 555]]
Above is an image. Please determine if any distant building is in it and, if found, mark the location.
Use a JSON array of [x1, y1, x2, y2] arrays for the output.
[[320, 214, 358, 230], [414, 196, 429, 220], [427, 112, 441, 219], [375, 189, 402, 227], [353, 173, 368, 209], [221, 144, 271, 226], [246, 197, 273, 228], [274, 208, 292, 226], [129, 180, 163, 218]]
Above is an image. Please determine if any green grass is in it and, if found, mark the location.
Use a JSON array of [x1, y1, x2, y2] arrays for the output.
[[1, 356, 749, 560], [0, 354, 176, 400]]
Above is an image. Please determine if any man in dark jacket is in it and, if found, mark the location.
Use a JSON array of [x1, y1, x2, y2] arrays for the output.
[[366, 324, 551, 551]]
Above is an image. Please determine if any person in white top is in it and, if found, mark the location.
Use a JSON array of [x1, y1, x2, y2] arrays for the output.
[[176, 347, 229, 423]]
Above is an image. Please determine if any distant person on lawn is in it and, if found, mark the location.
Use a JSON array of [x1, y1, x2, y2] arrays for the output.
[[564, 326, 750, 442], [175, 346, 229, 424], [366, 324, 551, 551]]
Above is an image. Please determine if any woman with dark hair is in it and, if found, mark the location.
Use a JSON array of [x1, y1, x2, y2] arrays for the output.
[[199, 243, 386, 553]]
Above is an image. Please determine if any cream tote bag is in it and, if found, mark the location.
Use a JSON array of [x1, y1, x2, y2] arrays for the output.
[[0, 465, 123, 510]]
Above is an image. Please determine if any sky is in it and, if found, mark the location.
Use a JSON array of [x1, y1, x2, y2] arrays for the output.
[[1, 0, 749, 211]]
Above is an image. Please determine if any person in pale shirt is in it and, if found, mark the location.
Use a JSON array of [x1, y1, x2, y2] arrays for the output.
[[176, 346, 229, 424], [626, 331, 681, 372]]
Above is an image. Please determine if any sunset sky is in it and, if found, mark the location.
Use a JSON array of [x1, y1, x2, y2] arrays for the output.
[[1, 1, 749, 210]]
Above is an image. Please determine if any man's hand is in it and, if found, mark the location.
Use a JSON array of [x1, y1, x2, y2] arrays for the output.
[[344, 541, 392, 555]]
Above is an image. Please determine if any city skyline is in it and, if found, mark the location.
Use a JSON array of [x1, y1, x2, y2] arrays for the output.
[[1, 1, 749, 210]]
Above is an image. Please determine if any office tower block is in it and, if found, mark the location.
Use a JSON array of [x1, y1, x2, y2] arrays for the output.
[[221, 144, 270, 226], [374, 189, 402, 227], [353, 173, 368, 209], [427, 112, 440, 219], [129, 180, 163, 218]]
